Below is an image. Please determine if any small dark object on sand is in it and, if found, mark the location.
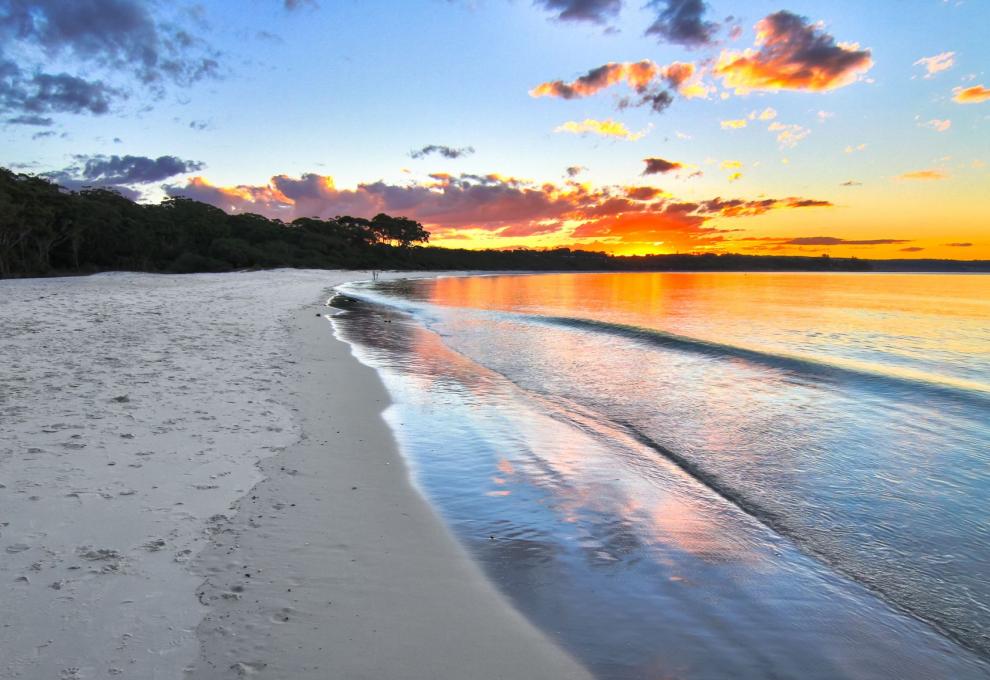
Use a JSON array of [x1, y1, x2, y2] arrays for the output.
[[112, 395, 129, 403]]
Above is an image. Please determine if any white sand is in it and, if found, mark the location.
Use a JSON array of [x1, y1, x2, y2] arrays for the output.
[[0, 270, 589, 680]]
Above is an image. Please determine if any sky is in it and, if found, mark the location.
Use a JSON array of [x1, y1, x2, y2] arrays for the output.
[[2, 0, 988, 258]]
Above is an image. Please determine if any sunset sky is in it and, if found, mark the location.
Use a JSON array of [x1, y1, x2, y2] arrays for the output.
[[2, 0, 988, 258]]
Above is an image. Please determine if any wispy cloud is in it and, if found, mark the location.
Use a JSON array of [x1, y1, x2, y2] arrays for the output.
[[897, 169, 948, 181], [555, 118, 647, 140], [410, 145, 475, 159], [914, 52, 954, 78]]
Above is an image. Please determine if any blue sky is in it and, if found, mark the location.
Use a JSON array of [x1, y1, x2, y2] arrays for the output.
[[2, 0, 988, 256]]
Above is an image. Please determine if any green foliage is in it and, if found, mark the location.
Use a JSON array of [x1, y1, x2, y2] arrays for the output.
[[0, 168, 431, 277]]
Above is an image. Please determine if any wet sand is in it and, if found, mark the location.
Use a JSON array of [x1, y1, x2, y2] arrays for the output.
[[0, 270, 588, 680]]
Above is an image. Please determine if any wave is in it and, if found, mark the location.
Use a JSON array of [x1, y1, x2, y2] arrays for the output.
[[338, 281, 989, 407]]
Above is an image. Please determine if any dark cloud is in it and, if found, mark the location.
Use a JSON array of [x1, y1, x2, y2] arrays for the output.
[[840, 180, 862, 186], [48, 154, 204, 187], [0, 60, 119, 116], [284, 0, 317, 9], [533, 0, 621, 24], [5, 113, 52, 125], [944, 242, 973, 247], [409, 144, 475, 160], [621, 89, 673, 113], [31, 129, 55, 139], [0, 0, 219, 86], [716, 11, 872, 92], [531, 60, 703, 116], [0, 0, 219, 118], [645, 0, 717, 47], [900, 247, 925, 252], [643, 157, 682, 175], [566, 165, 586, 177], [625, 186, 662, 200], [784, 237, 908, 246], [189, 119, 210, 130], [168, 169, 834, 253]]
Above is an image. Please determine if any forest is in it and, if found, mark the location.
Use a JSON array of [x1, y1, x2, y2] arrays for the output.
[[3, 167, 981, 278]]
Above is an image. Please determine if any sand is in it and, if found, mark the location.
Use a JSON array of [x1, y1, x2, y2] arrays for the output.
[[0, 270, 589, 680]]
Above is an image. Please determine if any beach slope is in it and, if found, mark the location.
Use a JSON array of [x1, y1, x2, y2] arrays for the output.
[[0, 270, 588, 680]]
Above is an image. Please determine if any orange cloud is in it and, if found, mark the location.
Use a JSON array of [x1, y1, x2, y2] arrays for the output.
[[720, 119, 747, 129], [896, 169, 948, 181], [529, 60, 710, 111], [554, 118, 646, 140], [530, 61, 659, 99], [715, 11, 873, 93], [952, 85, 990, 104], [169, 171, 833, 255]]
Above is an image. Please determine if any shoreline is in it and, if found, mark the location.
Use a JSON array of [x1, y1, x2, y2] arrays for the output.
[[0, 270, 588, 680], [189, 295, 591, 679]]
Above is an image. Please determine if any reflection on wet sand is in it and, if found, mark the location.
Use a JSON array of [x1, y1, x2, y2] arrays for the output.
[[332, 294, 990, 679]]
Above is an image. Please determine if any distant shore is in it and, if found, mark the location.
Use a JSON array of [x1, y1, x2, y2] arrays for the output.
[[0, 270, 588, 680]]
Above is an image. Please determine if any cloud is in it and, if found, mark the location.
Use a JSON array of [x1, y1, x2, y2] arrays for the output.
[[0, 62, 119, 116], [720, 118, 747, 129], [48, 154, 204, 187], [952, 85, 990, 104], [914, 52, 954, 78], [900, 247, 925, 252], [530, 61, 661, 99], [715, 11, 873, 93], [533, 0, 621, 24], [750, 107, 777, 121], [566, 165, 586, 177], [844, 143, 867, 153], [0, 0, 219, 87], [555, 118, 646, 140], [284, 0, 318, 10], [769, 121, 810, 148], [944, 242, 972, 247], [625, 186, 662, 200], [840, 180, 862, 186], [5, 113, 53, 125], [0, 0, 219, 118], [783, 236, 908, 246], [167, 169, 833, 253], [720, 160, 742, 170], [897, 169, 948, 181], [530, 59, 709, 114], [922, 118, 951, 132], [644, 0, 717, 47], [642, 157, 682, 175], [409, 144, 475, 159]]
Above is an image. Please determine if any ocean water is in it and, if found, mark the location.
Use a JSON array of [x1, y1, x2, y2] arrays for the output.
[[331, 272, 990, 679]]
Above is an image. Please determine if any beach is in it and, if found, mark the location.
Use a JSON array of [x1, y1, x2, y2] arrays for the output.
[[0, 270, 590, 680]]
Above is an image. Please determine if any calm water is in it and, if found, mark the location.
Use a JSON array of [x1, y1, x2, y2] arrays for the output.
[[331, 272, 990, 679]]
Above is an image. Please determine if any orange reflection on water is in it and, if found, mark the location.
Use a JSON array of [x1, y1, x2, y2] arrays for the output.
[[424, 272, 990, 392]]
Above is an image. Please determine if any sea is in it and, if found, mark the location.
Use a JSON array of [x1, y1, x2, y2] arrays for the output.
[[330, 272, 990, 680]]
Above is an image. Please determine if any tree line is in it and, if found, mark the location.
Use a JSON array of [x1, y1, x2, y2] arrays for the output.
[[0, 167, 888, 278]]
